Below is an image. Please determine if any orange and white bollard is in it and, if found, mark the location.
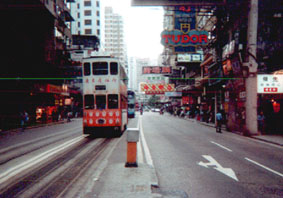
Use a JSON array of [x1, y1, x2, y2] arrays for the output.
[[125, 128, 139, 168]]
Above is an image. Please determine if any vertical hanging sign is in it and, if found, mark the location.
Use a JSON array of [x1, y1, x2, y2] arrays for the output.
[[174, 6, 197, 53]]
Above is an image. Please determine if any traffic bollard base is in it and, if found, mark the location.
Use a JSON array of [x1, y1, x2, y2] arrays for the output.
[[125, 162, 138, 168]]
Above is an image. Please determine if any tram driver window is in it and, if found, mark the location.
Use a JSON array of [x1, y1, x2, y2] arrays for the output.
[[108, 94, 118, 109], [93, 62, 108, 75], [84, 94, 94, 109], [96, 95, 106, 109], [83, 63, 91, 76], [110, 62, 118, 75]]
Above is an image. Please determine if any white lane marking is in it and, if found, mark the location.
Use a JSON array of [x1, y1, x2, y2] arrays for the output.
[[137, 140, 144, 164], [211, 141, 232, 152], [245, 157, 283, 178], [0, 136, 85, 184], [139, 117, 153, 166], [198, 155, 238, 181]]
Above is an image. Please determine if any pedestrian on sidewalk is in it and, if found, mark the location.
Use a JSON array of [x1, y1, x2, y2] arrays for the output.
[[257, 111, 265, 134], [20, 110, 29, 131], [216, 110, 223, 133]]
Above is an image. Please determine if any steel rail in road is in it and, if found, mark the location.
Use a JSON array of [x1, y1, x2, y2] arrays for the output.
[[0, 136, 114, 197]]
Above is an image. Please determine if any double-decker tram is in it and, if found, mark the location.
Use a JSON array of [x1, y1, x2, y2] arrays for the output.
[[82, 56, 128, 137], [127, 90, 136, 118]]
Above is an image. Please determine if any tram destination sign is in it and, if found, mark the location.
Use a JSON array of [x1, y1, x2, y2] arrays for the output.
[[132, 0, 226, 6]]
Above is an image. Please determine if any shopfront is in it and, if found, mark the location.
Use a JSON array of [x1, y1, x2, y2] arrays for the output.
[[257, 74, 283, 134]]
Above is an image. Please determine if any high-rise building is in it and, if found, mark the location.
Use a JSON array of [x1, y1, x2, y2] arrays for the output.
[[70, 0, 101, 39], [104, 7, 128, 71]]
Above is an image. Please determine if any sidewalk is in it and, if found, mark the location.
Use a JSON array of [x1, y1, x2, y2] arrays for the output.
[[88, 129, 160, 198], [0, 118, 76, 137], [184, 117, 283, 147]]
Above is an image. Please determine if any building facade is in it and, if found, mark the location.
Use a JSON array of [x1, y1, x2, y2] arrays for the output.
[[70, 0, 101, 39], [104, 7, 128, 71]]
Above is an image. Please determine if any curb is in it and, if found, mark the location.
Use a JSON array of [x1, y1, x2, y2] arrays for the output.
[[250, 136, 283, 147], [183, 117, 282, 147]]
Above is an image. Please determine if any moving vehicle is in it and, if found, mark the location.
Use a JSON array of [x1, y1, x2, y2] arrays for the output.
[[127, 90, 136, 118], [82, 56, 128, 137]]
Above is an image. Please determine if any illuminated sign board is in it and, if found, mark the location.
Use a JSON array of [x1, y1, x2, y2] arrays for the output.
[[141, 83, 175, 94], [177, 53, 203, 62], [257, 75, 283, 94], [161, 30, 208, 46], [132, 0, 226, 6], [174, 6, 197, 52], [142, 66, 172, 74]]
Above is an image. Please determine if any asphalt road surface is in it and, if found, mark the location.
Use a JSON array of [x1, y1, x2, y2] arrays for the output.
[[0, 113, 282, 198], [142, 112, 283, 198]]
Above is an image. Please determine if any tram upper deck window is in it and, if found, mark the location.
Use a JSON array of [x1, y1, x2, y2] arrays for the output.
[[93, 62, 108, 75], [84, 63, 91, 76], [84, 94, 94, 109], [108, 94, 118, 109], [110, 62, 118, 75], [96, 95, 106, 109]]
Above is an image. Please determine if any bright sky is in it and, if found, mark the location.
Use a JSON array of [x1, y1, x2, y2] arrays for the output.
[[101, 0, 164, 60]]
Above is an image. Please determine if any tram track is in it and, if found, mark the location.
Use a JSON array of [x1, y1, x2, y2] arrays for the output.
[[0, 136, 115, 198], [0, 126, 82, 165]]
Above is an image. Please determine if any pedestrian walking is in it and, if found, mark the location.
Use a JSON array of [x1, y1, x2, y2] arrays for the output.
[[216, 110, 223, 133], [257, 111, 265, 133], [20, 110, 29, 131]]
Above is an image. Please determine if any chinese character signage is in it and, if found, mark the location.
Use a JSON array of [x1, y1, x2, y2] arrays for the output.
[[257, 75, 283, 94], [140, 83, 175, 94], [142, 66, 172, 74]]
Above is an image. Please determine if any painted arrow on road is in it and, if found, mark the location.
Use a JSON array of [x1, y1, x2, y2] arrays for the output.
[[198, 155, 239, 181]]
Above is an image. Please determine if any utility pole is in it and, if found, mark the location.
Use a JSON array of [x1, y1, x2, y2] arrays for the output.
[[245, 0, 258, 135]]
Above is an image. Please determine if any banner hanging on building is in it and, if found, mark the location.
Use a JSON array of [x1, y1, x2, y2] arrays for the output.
[[140, 83, 175, 94], [142, 66, 172, 74]]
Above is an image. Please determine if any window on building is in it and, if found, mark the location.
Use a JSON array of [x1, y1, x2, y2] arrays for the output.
[[96, 11, 100, 16], [84, 10, 91, 16], [85, 29, 92, 34], [84, 1, 91, 6], [84, 94, 94, 109], [85, 20, 92, 25], [108, 94, 118, 109], [97, 29, 100, 36], [96, 95, 106, 109], [96, 1, 100, 7], [97, 20, 100, 26], [77, 13, 80, 18], [78, 22, 80, 27], [77, 3, 80, 9]]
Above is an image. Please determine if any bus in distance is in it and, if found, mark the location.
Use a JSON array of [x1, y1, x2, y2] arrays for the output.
[[127, 90, 135, 118], [82, 56, 128, 137]]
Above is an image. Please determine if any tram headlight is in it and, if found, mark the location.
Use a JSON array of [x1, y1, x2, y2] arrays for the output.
[[89, 119, 93, 124], [109, 112, 113, 116], [89, 112, 93, 117], [115, 111, 120, 116], [109, 119, 113, 124]]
